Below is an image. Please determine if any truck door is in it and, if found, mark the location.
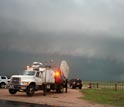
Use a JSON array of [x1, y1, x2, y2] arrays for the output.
[[35, 71, 42, 85]]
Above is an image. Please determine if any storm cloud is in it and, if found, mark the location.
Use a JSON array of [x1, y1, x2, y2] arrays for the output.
[[0, 0, 124, 81]]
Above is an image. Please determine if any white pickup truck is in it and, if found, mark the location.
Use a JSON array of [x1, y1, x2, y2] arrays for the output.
[[8, 60, 69, 96], [0, 76, 8, 88]]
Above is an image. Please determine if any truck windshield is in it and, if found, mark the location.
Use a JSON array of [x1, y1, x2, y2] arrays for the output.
[[22, 71, 35, 76]]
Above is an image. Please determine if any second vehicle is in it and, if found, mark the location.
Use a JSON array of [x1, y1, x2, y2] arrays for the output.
[[69, 78, 82, 89]]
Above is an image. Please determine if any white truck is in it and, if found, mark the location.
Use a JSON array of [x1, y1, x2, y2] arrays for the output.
[[0, 76, 8, 88], [8, 60, 69, 96]]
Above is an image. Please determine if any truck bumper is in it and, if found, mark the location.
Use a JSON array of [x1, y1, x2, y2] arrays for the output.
[[9, 84, 27, 90]]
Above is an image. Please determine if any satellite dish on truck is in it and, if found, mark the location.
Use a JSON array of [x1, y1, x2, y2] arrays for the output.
[[60, 60, 69, 79]]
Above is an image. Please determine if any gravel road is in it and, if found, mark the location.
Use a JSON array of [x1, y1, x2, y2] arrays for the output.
[[0, 89, 118, 107]]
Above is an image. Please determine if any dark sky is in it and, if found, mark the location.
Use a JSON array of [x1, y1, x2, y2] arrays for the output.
[[0, 0, 124, 81]]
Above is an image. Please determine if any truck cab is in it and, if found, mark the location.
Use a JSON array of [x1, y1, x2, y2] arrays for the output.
[[9, 69, 43, 96]]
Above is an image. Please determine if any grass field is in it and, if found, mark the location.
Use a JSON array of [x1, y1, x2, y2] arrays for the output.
[[81, 88, 124, 106]]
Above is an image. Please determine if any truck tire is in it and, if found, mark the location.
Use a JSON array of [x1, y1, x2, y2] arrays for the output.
[[0, 82, 6, 88], [9, 89, 17, 94], [26, 85, 35, 97], [56, 85, 64, 93], [60, 85, 64, 93]]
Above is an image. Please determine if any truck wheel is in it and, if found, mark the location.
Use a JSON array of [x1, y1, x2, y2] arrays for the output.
[[60, 85, 64, 93], [56, 85, 64, 93], [26, 85, 35, 97], [9, 89, 17, 94], [0, 82, 6, 88]]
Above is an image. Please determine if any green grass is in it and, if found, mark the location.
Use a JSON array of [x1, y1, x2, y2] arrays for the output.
[[81, 89, 124, 106]]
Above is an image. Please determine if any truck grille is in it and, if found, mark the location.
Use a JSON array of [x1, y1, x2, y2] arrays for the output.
[[11, 77, 20, 85]]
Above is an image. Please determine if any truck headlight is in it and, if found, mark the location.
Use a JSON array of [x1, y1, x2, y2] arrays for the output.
[[22, 82, 30, 85]]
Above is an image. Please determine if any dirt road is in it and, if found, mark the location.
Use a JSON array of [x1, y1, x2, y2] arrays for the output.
[[0, 89, 117, 107]]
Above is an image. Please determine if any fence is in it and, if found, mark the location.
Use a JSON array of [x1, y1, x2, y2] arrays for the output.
[[90, 82, 124, 91]]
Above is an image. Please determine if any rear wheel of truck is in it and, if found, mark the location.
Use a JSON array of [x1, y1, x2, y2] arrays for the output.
[[26, 85, 35, 97], [9, 89, 17, 94], [56, 85, 64, 93], [60, 85, 64, 93]]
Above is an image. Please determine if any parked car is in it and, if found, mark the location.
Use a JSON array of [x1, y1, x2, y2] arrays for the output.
[[0, 76, 8, 88], [69, 78, 82, 89]]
